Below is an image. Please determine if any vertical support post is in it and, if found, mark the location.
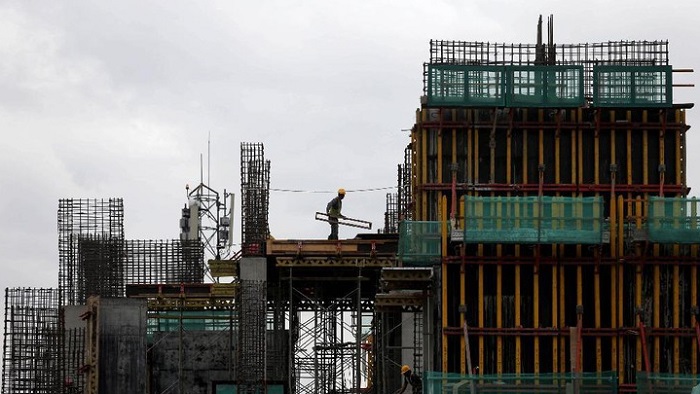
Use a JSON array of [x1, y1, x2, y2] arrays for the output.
[[635, 198, 643, 373], [460, 249, 466, 375], [653, 263, 661, 372], [576, 305, 583, 372], [660, 109, 666, 196], [559, 257, 567, 372], [507, 110, 513, 184], [693, 307, 700, 364], [478, 262, 484, 374], [497, 262, 503, 374], [673, 264, 680, 373], [441, 196, 448, 372], [515, 258, 522, 374], [356, 265, 362, 394], [637, 308, 652, 373], [288, 267, 294, 394], [467, 110, 473, 185], [460, 304, 476, 394], [421, 127, 428, 220], [490, 108, 498, 184], [452, 126, 458, 227]]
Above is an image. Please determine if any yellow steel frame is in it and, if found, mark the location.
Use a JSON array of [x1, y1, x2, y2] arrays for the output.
[[413, 106, 695, 378]]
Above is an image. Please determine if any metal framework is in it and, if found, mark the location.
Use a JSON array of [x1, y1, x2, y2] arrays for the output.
[[237, 280, 267, 394], [2, 288, 61, 394], [240, 142, 271, 256], [384, 193, 399, 233], [425, 40, 670, 102], [58, 198, 124, 306], [411, 59, 695, 393], [123, 239, 204, 285], [64, 236, 205, 303], [184, 182, 234, 260], [62, 327, 86, 393], [267, 237, 399, 393], [398, 145, 413, 222], [288, 285, 373, 394]]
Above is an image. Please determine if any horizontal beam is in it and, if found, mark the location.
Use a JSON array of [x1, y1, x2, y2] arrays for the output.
[[276, 257, 395, 268], [442, 255, 700, 265], [419, 183, 688, 194], [418, 120, 689, 130], [267, 238, 397, 257], [443, 326, 699, 337]]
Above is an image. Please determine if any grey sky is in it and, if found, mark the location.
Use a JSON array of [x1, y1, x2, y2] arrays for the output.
[[0, 0, 698, 305]]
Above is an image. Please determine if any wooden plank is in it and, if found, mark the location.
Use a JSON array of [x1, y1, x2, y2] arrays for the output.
[[266, 239, 396, 256]]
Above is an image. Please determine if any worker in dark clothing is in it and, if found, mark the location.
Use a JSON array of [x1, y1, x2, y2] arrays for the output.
[[326, 188, 345, 240], [394, 365, 422, 394]]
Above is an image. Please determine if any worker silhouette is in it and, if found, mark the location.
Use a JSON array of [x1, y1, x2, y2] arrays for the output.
[[394, 365, 422, 394], [326, 188, 345, 240]]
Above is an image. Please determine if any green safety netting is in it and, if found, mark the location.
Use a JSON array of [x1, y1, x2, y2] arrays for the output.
[[507, 66, 584, 107], [148, 310, 237, 340], [427, 65, 584, 108], [424, 371, 618, 394], [647, 197, 700, 244], [428, 65, 507, 107], [593, 65, 672, 108], [637, 372, 700, 394], [398, 221, 444, 266], [463, 196, 604, 244]]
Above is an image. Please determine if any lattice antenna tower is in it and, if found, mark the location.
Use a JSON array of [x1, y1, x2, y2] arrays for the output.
[[180, 138, 235, 265]]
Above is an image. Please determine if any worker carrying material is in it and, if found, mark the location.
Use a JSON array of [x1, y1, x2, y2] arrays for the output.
[[315, 188, 372, 240], [394, 365, 422, 394], [326, 188, 345, 240]]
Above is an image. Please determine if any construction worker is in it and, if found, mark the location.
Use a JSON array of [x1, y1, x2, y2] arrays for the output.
[[326, 188, 345, 240], [394, 365, 422, 394]]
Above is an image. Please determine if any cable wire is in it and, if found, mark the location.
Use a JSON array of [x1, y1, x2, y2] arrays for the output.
[[270, 186, 397, 193]]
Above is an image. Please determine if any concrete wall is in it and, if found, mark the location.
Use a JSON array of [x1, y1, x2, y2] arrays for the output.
[[96, 297, 147, 394], [151, 331, 234, 394], [63, 305, 87, 330], [239, 257, 266, 281], [150, 330, 288, 394]]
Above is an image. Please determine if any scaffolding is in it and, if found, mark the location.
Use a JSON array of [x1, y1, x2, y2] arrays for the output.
[[281, 259, 380, 394], [2, 288, 61, 394], [291, 304, 373, 394], [240, 143, 271, 256]]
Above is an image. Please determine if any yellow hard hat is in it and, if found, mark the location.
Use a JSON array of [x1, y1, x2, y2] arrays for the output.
[[401, 365, 410, 374], [338, 188, 346, 195]]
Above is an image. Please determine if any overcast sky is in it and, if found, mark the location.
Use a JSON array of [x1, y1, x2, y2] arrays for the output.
[[1, 0, 698, 306]]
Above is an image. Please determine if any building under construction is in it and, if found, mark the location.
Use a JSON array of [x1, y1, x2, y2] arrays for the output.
[[3, 17, 699, 394]]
